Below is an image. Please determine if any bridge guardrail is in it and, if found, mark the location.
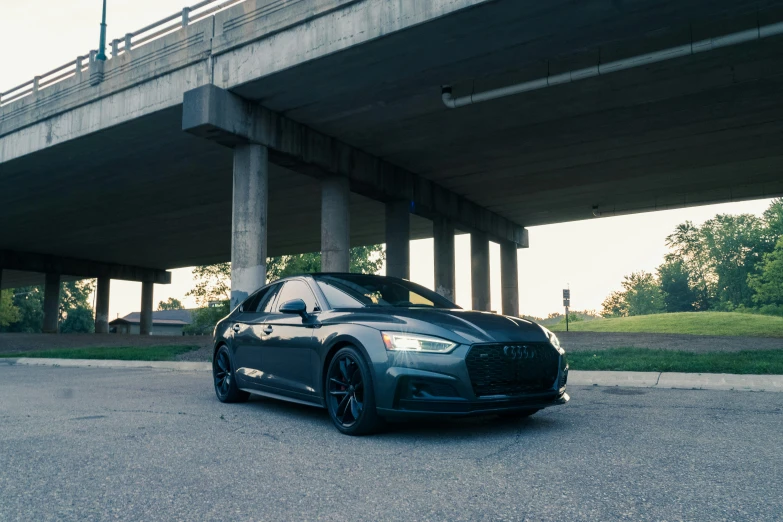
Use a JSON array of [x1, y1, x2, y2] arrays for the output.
[[0, 0, 247, 107]]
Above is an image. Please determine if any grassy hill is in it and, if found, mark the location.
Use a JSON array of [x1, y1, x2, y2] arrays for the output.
[[549, 312, 783, 337]]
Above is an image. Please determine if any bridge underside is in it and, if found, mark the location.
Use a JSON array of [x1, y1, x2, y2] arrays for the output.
[[3, 0, 783, 293]]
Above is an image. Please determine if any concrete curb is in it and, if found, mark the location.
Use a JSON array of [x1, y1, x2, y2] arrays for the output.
[[5, 359, 783, 392], [10, 358, 211, 372], [570, 370, 783, 392], [568, 371, 660, 387]]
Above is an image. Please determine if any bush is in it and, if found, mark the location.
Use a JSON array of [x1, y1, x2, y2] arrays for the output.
[[183, 303, 229, 335], [60, 306, 95, 333]]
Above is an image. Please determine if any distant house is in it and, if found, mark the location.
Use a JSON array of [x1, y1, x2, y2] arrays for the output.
[[109, 309, 194, 336]]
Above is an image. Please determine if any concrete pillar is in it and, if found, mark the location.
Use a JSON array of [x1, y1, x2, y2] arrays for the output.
[[321, 177, 351, 272], [471, 232, 491, 311], [231, 144, 268, 309], [500, 242, 520, 317], [433, 218, 456, 302], [42, 273, 60, 333], [385, 200, 410, 279], [95, 276, 110, 334], [140, 282, 154, 335]]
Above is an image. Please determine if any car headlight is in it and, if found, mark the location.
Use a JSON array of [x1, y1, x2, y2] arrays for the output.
[[381, 332, 457, 353], [542, 327, 565, 354]]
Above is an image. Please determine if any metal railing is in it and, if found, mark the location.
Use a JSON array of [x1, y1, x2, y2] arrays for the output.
[[0, 0, 247, 107]]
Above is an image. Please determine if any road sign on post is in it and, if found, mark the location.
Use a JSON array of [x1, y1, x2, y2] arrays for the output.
[[563, 288, 570, 332]]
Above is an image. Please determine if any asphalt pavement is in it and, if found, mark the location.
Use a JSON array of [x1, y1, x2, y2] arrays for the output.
[[1, 365, 781, 521]]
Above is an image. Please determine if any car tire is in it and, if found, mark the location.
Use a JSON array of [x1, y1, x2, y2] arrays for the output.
[[498, 408, 539, 419], [213, 345, 249, 404], [325, 346, 385, 436]]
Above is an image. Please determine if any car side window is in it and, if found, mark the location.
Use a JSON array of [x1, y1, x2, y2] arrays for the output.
[[275, 280, 319, 313], [242, 286, 270, 313], [259, 284, 282, 313], [317, 281, 363, 308]]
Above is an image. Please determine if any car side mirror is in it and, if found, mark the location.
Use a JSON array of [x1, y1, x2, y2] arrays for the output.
[[279, 298, 308, 319]]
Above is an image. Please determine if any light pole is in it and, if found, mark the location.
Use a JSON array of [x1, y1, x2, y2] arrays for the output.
[[96, 0, 107, 61]]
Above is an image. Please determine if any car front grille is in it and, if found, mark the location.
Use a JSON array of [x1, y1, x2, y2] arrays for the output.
[[465, 343, 559, 397]]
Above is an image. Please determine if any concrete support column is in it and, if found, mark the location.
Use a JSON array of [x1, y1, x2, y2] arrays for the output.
[[321, 177, 351, 272], [42, 273, 60, 333], [140, 281, 154, 335], [385, 200, 410, 279], [471, 232, 491, 311], [95, 276, 111, 334], [500, 242, 520, 317], [433, 218, 456, 302], [231, 144, 268, 309]]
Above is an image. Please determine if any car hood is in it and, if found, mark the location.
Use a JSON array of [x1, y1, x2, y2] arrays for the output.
[[344, 307, 550, 345]]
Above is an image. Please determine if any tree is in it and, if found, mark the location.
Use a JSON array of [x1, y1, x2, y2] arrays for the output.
[[601, 291, 628, 318], [158, 297, 184, 310], [188, 246, 385, 306], [267, 245, 384, 281], [665, 221, 713, 310], [0, 282, 95, 333], [600, 272, 664, 317], [0, 290, 20, 328], [58, 280, 95, 333], [187, 263, 231, 305], [748, 237, 783, 309], [623, 272, 664, 316], [1, 286, 44, 333], [657, 259, 695, 312], [60, 306, 95, 334], [266, 254, 321, 282], [185, 246, 385, 333], [183, 304, 229, 336], [763, 198, 783, 242], [700, 214, 766, 309]]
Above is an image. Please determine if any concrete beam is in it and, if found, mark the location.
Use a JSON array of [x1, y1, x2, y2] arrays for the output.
[[385, 200, 411, 279], [500, 242, 520, 317], [182, 85, 528, 246], [471, 232, 491, 312], [231, 144, 269, 309], [0, 250, 171, 284], [43, 273, 60, 334], [95, 277, 111, 334], [140, 282, 154, 335], [321, 177, 351, 272], [433, 217, 456, 302]]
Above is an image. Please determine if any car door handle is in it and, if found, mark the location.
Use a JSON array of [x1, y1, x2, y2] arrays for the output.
[[263, 325, 273, 335], [232, 324, 241, 333]]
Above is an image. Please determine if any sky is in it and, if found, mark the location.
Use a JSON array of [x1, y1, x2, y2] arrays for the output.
[[2, 1, 777, 320]]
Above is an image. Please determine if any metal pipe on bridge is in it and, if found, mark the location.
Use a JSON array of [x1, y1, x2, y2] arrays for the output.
[[442, 21, 783, 108]]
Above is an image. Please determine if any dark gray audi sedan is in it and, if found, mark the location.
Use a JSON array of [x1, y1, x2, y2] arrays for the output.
[[212, 273, 569, 435]]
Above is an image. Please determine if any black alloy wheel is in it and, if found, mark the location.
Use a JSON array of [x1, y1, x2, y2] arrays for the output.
[[326, 346, 383, 435], [213, 345, 249, 403]]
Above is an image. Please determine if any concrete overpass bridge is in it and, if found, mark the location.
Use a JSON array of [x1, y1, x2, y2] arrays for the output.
[[2, 0, 783, 333]]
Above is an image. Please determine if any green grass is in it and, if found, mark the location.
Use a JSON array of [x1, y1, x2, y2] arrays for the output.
[[0, 345, 200, 361], [569, 347, 783, 374], [550, 312, 783, 337]]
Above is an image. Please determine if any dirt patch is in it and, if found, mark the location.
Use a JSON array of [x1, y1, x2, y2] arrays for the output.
[[558, 331, 783, 353]]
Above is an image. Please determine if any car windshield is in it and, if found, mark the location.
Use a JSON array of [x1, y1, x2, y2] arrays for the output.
[[315, 274, 458, 309]]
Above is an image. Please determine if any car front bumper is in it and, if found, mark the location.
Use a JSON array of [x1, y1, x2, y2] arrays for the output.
[[372, 345, 569, 419]]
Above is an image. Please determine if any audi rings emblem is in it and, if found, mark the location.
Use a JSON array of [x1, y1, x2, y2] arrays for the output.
[[503, 345, 535, 360]]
